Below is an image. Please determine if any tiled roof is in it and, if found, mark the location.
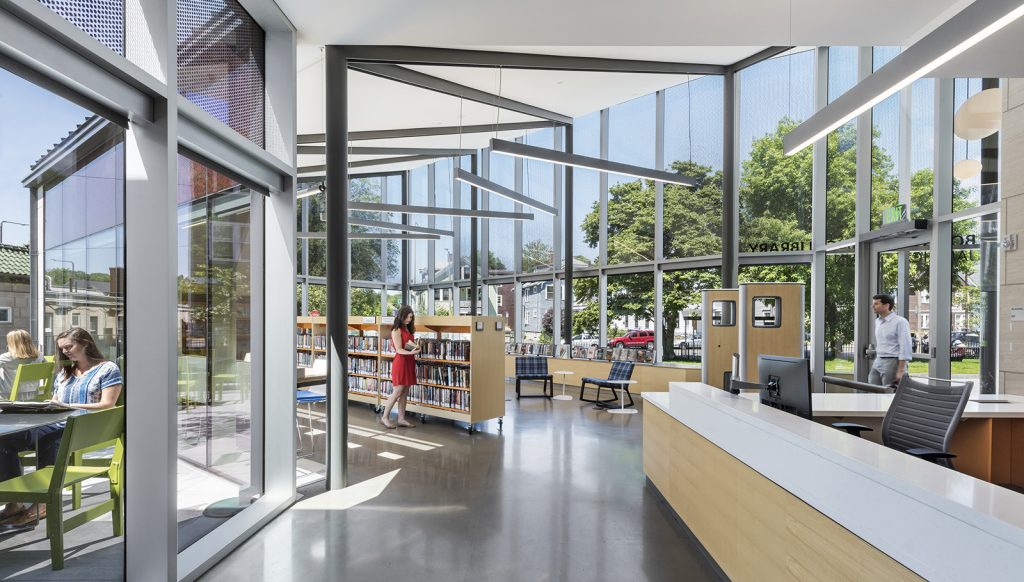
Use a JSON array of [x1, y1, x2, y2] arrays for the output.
[[0, 244, 30, 278]]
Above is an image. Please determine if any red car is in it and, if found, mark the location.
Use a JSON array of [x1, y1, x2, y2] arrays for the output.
[[609, 330, 655, 349]]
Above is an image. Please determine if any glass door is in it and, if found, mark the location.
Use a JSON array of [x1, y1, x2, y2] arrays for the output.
[[874, 244, 931, 380], [176, 156, 262, 546]]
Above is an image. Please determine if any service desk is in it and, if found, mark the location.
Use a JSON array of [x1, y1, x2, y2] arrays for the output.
[[809, 392, 1024, 488], [643, 383, 1024, 581]]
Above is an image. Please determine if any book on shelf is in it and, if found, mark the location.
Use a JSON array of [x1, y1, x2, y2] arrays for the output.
[[416, 362, 470, 387], [348, 335, 379, 353], [348, 357, 377, 375], [416, 338, 470, 361], [407, 385, 470, 412], [348, 376, 379, 395]]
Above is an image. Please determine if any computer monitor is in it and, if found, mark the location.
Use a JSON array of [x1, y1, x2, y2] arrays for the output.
[[757, 355, 812, 419]]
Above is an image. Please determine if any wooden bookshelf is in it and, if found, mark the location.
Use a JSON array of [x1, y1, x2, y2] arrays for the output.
[[297, 314, 506, 430]]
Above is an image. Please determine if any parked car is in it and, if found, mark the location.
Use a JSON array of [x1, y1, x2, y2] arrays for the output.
[[678, 332, 702, 350], [951, 331, 980, 361], [609, 329, 655, 349], [572, 333, 599, 347]]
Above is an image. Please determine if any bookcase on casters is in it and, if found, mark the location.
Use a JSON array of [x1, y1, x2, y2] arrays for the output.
[[382, 315, 505, 433], [296, 315, 506, 432], [347, 316, 383, 409]]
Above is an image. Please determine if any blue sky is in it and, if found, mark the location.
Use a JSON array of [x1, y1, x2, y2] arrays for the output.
[[0, 66, 90, 246]]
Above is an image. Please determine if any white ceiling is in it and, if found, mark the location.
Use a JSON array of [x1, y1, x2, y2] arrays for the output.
[[277, 0, 964, 52], [283, 0, 976, 173]]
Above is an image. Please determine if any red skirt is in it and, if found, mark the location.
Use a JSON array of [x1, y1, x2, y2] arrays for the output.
[[392, 353, 416, 386]]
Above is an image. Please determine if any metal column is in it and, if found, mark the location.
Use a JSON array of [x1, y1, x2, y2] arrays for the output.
[[325, 47, 349, 489], [563, 124, 574, 347]]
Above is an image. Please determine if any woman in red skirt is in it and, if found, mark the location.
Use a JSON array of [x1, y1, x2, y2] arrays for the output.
[[381, 305, 420, 428]]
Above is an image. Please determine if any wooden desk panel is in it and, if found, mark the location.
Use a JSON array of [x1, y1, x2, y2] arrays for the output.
[[644, 404, 922, 581]]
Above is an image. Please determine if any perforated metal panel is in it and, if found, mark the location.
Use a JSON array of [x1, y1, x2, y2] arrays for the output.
[[177, 0, 265, 148], [38, 0, 124, 55]]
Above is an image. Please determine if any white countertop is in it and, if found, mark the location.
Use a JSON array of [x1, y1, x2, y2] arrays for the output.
[[644, 383, 1024, 582], [808, 391, 1024, 418]]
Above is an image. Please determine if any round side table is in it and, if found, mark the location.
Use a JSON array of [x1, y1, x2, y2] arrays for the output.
[[606, 380, 638, 415], [552, 371, 575, 401]]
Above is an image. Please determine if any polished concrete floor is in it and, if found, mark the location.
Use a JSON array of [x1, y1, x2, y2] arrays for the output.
[[202, 382, 722, 582]]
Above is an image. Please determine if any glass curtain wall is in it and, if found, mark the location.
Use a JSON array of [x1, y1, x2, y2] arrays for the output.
[[606, 94, 656, 264], [176, 154, 261, 546], [662, 268, 721, 364], [570, 113, 600, 269], [522, 129, 557, 273], [738, 49, 814, 256], [2, 26, 128, 581]]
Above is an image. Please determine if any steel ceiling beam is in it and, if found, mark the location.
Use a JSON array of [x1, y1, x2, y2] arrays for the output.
[[349, 62, 572, 124], [454, 169, 557, 215], [337, 45, 726, 75], [347, 217, 454, 237], [348, 201, 534, 220], [297, 121, 558, 144], [489, 138, 698, 187], [297, 145, 478, 156]]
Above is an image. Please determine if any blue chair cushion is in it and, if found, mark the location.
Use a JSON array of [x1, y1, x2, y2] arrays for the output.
[[515, 356, 549, 378], [296, 390, 326, 403], [608, 361, 635, 382]]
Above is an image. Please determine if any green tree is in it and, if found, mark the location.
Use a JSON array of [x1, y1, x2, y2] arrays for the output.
[[522, 239, 555, 272]]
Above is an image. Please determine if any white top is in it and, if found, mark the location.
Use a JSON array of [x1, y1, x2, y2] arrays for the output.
[[0, 352, 45, 399], [874, 312, 913, 360], [811, 391, 1024, 418], [644, 383, 1024, 581]]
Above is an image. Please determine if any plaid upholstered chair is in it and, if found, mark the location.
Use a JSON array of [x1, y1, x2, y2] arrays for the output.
[[514, 356, 553, 399], [580, 361, 636, 407]]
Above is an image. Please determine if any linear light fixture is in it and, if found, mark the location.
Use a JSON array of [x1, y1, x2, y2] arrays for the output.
[[454, 169, 557, 215], [783, 0, 1024, 155], [489, 138, 697, 187], [348, 217, 454, 237], [297, 231, 440, 240], [348, 201, 534, 221], [297, 184, 322, 199]]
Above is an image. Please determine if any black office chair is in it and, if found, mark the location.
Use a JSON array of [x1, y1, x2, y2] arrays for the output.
[[833, 375, 973, 469]]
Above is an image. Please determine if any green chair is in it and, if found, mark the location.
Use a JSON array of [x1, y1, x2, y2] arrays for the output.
[[70, 383, 125, 510], [8, 361, 55, 402], [43, 355, 55, 363], [0, 406, 124, 570]]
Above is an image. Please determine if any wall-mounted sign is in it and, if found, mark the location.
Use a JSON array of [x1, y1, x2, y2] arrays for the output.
[[746, 241, 808, 253], [882, 204, 908, 225]]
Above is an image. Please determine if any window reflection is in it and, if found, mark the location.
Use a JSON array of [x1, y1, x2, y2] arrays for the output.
[[176, 154, 261, 547]]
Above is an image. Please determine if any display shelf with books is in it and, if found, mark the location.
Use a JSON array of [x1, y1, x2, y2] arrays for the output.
[[346, 317, 383, 407], [406, 315, 505, 430], [296, 315, 505, 428]]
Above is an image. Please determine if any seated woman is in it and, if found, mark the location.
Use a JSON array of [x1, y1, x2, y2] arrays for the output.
[[0, 329, 44, 399], [0, 327, 122, 527]]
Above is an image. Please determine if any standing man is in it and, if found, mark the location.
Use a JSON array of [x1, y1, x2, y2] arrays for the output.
[[869, 293, 913, 388]]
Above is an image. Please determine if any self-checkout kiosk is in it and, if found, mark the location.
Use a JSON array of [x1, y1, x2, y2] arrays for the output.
[[737, 282, 805, 382], [700, 289, 739, 389]]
